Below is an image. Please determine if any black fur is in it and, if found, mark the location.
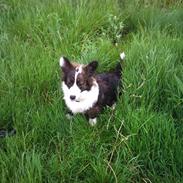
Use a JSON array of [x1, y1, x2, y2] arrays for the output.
[[85, 64, 122, 119]]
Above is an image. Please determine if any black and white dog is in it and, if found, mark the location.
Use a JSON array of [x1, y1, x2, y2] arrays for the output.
[[59, 52, 125, 126]]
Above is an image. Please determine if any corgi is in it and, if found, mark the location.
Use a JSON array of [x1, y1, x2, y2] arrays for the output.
[[59, 52, 125, 126]]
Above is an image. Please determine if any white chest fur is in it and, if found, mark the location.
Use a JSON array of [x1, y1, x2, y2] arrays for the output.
[[62, 81, 99, 114]]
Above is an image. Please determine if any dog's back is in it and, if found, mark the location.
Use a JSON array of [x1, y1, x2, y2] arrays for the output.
[[94, 52, 125, 107]]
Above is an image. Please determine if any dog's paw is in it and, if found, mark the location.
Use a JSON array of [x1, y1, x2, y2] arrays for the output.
[[112, 103, 116, 110], [66, 113, 73, 120], [89, 118, 97, 126]]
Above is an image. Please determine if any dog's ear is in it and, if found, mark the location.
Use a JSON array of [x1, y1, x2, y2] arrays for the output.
[[59, 56, 73, 72], [85, 61, 98, 76]]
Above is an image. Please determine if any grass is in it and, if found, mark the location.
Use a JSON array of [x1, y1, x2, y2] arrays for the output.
[[0, 0, 183, 182]]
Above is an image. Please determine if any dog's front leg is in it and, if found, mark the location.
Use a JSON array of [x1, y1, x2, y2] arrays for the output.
[[85, 106, 101, 126], [66, 110, 74, 120]]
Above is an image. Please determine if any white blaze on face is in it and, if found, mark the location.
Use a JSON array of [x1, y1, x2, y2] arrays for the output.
[[68, 65, 83, 101]]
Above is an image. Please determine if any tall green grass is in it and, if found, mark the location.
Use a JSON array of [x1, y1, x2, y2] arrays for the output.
[[0, 0, 183, 182]]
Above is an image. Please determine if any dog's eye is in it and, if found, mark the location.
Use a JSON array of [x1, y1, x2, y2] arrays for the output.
[[77, 78, 80, 83], [77, 79, 84, 86], [67, 79, 74, 87]]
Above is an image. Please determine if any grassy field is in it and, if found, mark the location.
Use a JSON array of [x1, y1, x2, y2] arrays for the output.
[[0, 0, 183, 182]]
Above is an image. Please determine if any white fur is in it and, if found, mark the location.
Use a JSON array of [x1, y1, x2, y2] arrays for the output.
[[112, 103, 116, 110], [62, 80, 99, 114], [120, 52, 125, 60], [89, 118, 97, 126], [66, 113, 72, 120], [59, 57, 65, 67], [66, 66, 83, 102]]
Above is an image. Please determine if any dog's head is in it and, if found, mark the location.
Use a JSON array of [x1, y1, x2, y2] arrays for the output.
[[59, 56, 98, 103]]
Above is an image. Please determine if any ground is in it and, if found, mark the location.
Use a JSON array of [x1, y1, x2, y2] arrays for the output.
[[0, 0, 183, 182]]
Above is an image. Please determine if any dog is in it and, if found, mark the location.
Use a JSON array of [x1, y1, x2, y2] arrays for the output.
[[59, 52, 125, 126]]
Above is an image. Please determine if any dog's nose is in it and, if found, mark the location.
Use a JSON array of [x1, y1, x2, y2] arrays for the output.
[[70, 95, 76, 100]]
